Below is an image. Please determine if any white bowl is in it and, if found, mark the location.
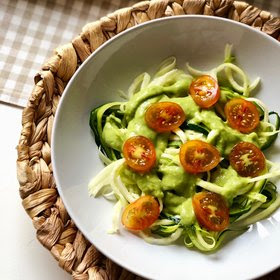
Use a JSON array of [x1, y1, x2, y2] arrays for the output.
[[52, 16, 280, 280]]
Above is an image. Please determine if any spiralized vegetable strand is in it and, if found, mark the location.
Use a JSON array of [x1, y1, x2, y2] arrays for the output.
[[232, 195, 280, 228], [139, 228, 183, 245]]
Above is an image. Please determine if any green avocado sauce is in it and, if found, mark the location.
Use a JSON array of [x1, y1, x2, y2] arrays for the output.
[[212, 166, 253, 203], [101, 74, 270, 227]]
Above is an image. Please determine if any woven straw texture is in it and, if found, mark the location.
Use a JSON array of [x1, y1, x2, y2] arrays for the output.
[[16, 1, 280, 279]]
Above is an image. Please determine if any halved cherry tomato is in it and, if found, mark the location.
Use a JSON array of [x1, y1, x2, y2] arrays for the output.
[[179, 140, 220, 174], [229, 142, 266, 177], [145, 102, 186, 132], [189, 75, 220, 108], [192, 192, 229, 232], [122, 195, 160, 231], [123, 136, 156, 173], [225, 98, 260, 133]]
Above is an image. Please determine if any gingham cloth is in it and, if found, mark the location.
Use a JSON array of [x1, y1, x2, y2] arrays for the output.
[[0, 0, 280, 107]]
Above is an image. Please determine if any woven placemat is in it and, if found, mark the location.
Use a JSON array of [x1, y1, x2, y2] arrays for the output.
[[16, 1, 280, 279]]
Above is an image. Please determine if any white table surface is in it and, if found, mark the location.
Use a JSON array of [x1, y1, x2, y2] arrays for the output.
[[0, 102, 70, 280]]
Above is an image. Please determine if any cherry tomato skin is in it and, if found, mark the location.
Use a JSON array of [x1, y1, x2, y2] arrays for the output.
[[123, 136, 156, 173], [225, 98, 260, 133], [145, 102, 186, 132], [192, 192, 229, 232], [122, 195, 160, 231], [229, 142, 266, 177], [189, 75, 220, 108], [179, 140, 220, 174]]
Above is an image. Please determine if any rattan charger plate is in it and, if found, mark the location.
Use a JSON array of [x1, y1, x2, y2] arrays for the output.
[[16, 1, 280, 279]]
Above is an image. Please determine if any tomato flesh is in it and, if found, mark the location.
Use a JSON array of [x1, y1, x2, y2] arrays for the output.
[[229, 141, 265, 177], [192, 192, 229, 232], [189, 75, 220, 108], [145, 102, 186, 132], [225, 98, 260, 133], [179, 140, 220, 174], [123, 136, 156, 173], [122, 195, 160, 231]]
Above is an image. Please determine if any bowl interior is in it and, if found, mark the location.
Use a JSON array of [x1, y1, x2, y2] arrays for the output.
[[52, 16, 280, 280]]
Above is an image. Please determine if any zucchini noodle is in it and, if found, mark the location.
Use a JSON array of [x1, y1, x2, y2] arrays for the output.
[[158, 197, 163, 212], [108, 200, 124, 234], [185, 130, 205, 141], [246, 192, 267, 203], [233, 202, 263, 224], [224, 44, 234, 63], [206, 129, 219, 143], [102, 187, 116, 201], [154, 56, 176, 78], [98, 147, 112, 166], [232, 195, 280, 228], [197, 178, 255, 199], [115, 176, 139, 203], [196, 230, 216, 250], [260, 130, 280, 137], [173, 128, 187, 143], [151, 219, 175, 227], [215, 63, 250, 96], [88, 159, 125, 198], [186, 63, 214, 78], [249, 77, 261, 92], [246, 97, 269, 123], [150, 69, 187, 87], [139, 228, 183, 245], [223, 44, 260, 94], [127, 72, 151, 99], [248, 169, 280, 183], [185, 226, 217, 252]]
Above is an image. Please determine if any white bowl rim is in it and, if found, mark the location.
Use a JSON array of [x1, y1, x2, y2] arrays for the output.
[[51, 14, 280, 279]]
